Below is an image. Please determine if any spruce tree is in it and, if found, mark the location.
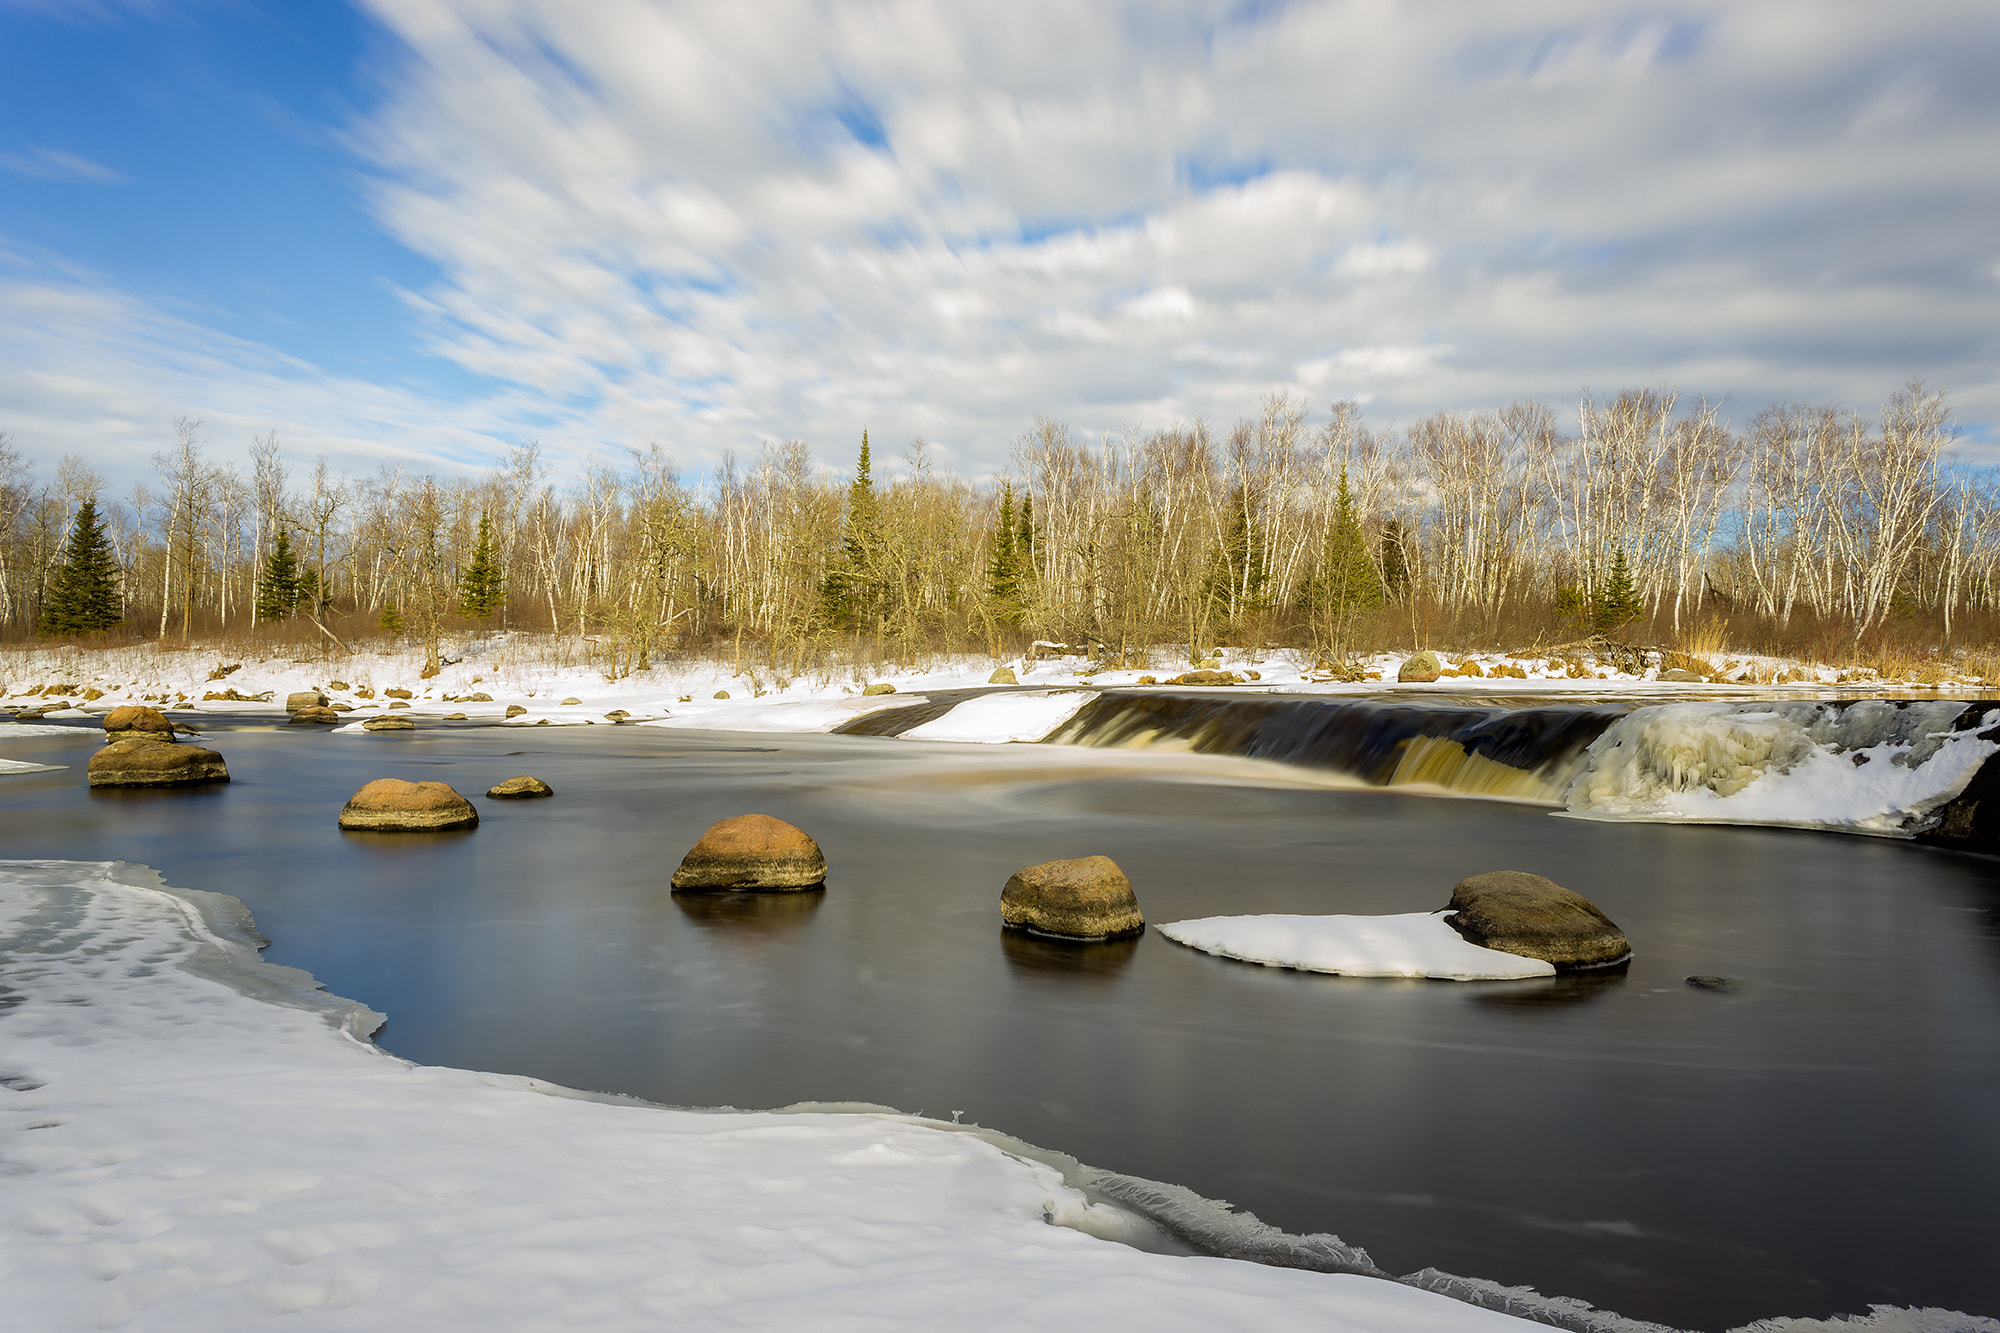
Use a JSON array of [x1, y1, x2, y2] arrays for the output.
[[379, 602, 404, 636], [1378, 521, 1409, 598], [986, 482, 1024, 625], [38, 497, 123, 636], [820, 431, 885, 632], [255, 529, 302, 621], [1592, 547, 1644, 636], [458, 511, 506, 618], [1318, 468, 1381, 657]]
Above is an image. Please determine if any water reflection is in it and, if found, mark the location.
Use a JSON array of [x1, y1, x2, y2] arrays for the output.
[[673, 889, 824, 932], [999, 927, 1140, 980], [1471, 962, 1629, 1008]]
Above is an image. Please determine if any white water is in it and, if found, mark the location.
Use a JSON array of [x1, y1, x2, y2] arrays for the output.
[[1563, 701, 1995, 836], [1157, 912, 1556, 981]]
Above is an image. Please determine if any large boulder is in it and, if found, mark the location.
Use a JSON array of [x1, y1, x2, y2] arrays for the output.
[[487, 775, 554, 799], [285, 691, 328, 712], [1171, 670, 1239, 686], [988, 666, 1018, 685], [338, 779, 479, 831], [88, 738, 228, 787], [671, 814, 826, 891], [1443, 871, 1630, 969], [1000, 855, 1144, 940], [289, 706, 342, 725], [1398, 651, 1443, 683], [101, 704, 177, 740]]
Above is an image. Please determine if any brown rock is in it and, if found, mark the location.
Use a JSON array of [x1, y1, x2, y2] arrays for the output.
[[988, 666, 1019, 685], [1398, 651, 1443, 683], [385, 688, 413, 699], [1444, 871, 1630, 969], [289, 706, 342, 725], [862, 682, 897, 696], [487, 774, 554, 799], [467, 692, 493, 702], [102, 704, 177, 740], [286, 691, 328, 712], [328, 680, 350, 691], [1171, 669, 1239, 686], [338, 778, 478, 831], [713, 690, 730, 700], [88, 737, 229, 787], [505, 704, 529, 718], [388, 699, 412, 709], [671, 813, 826, 891], [362, 715, 416, 731], [445, 712, 468, 720], [561, 696, 582, 705], [1000, 855, 1144, 940]]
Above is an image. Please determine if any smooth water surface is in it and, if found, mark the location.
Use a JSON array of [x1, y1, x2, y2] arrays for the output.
[[2, 718, 1996, 1329]]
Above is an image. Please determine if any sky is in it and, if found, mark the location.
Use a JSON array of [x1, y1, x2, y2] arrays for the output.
[[2, 0, 1997, 494]]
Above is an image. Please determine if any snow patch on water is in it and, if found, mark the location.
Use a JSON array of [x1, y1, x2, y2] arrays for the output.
[[900, 690, 1096, 744], [1157, 911, 1555, 980], [641, 694, 927, 732], [1563, 701, 1996, 836]]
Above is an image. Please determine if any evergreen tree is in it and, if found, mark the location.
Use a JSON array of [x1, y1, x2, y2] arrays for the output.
[[255, 528, 302, 621], [38, 497, 123, 636], [986, 482, 1024, 625], [820, 431, 886, 632], [1378, 521, 1410, 598], [378, 602, 404, 636], [1317, 468, 1381, 657], [1592, 547, 1644, 636], [457, 510, 507, 618]]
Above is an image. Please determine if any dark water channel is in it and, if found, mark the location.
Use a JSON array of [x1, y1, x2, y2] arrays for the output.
[[2, 717, 1997, 1330]]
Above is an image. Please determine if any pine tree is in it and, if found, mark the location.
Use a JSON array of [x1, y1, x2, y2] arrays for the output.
[[1378, 521, 1410, 598], [38, 497, 123, 636], [820, 431, 886, 632], [1317, 468, 1381, 657], [379, 602, 404, 636], [1592, 547, 1644, 636], [255, 528, 302, 621], [458, 511, 506, 619], [986, 482, 1024, 625]]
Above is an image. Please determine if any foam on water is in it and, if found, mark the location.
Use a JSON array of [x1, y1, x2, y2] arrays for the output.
[[1563, 701, 1997, 835]]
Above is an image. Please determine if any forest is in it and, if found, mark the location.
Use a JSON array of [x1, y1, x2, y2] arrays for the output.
[[3, 381, 1995, 680]]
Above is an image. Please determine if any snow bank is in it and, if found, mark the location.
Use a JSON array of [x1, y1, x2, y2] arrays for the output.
[[901, 690, 1096, 744], [1157, 912, 1554, 981], [0, 723, 99, 738], [1563, 701, 1997, 836], [2, 861, 1546, 1332], [641, 694, 926, 733], [0, 757, 66, 775]]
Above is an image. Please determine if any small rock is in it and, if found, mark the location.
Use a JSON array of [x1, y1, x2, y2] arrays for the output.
[[671, 813, 827, 891], [1001, 855, 1144, 940], [385, 688, 413, 699], [362, 716, 416, 731], [487, 775, 554, 799], [328, 680, 350, 691], [330, 703, 354, 712], [505, 704, 528, 717], [288, 706, 342, 725], [88, 738, 229, 787], [445, 712, 468, 720], [862, 682, 897, 696], [1136, 675, 1158, 686], [338, 778, 478, 831], [1685, 975, 1733, 991], [82, 687, 104, 701], [988, 667, 1018, 685], [535, 718, 549, 726], [561, 696, 582, 705], [468, 692, 493, 702], [1243, 669, 1261, 681], [713, 690, 730, 700], [604, 709, 629, 721], [1398, 651, 1443, 683], [286, 691, 329, 712], [102, 704, 177, 740], [1444, 871, 1630, 969], [388, 699, 411, 709]]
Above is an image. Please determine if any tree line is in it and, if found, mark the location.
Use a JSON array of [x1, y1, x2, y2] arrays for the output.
[[2, 381, 1995, 675]]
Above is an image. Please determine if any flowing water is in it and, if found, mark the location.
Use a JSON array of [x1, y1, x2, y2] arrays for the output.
[[1, 700, 1997, 1330]]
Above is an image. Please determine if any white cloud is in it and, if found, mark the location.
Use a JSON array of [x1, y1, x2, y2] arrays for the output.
[[0, 147, 125, 184]]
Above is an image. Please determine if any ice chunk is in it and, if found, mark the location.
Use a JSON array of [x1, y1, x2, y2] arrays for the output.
[[1158, 911, 1555, 980], [901, 690, 1096, 744], [641, 694, 928, 733]]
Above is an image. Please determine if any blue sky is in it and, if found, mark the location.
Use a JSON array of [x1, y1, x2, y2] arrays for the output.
[[2, 0, 1996, 490]]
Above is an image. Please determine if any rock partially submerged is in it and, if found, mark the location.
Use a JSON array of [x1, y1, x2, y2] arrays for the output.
[[289, 706, 342, 725], [1001, 855, 1144, 940], [671, 813, 826, 891], [285, 691, 328, 712], [101, 704, 178, 740], [362, 715, 416, 732], [487, 775, 554, 799], [88, 737, 229, 788], [1443, 871, 1629, 969], [338, 779, 479, 831]]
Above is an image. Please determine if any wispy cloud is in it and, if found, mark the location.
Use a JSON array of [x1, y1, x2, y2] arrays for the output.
[[0, 147, 126, 184]]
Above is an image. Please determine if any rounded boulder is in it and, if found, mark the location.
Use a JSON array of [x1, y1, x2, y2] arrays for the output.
[[102, 704, 177, 740], [88, 738, 228, 787], [671, 813, 826, 891], [1398, 651, 1443, 683], [339, 779, 478, 831], [487, 775, 554, 799], [1444, 871, 1630, 969], [289, 706, 341, 725], [285, 691, 328, 712], [988, 666, 1018, 685], [1001, 855, 1144, 941], [362, 715, 416, 731], [505, 704, 529, 718]]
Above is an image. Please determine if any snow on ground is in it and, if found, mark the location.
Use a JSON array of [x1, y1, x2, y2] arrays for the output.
[[1563, 701, 1998, 836], [1156, 912, 1556, 981], [0, 860, 1549, 1332], [900, 690, 1096, 744], [640, 694, 924, 733]]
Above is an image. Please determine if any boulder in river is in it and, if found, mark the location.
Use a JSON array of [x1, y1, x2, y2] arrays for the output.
[[487, 774, 554, 799], [88, 737, 229, 787], [1398, 651, 1443, 683], [671, 813, 827, 891], [988, 666, 1018, 685], [288, 706, 342, 725], [285, 691, 328, 712], [338, 778, 478, 831], [1443, 871, 1629, 969], [362, 715, 416, 732], [1000, 855, 1144, 940], [101, 704, 177, 740]]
